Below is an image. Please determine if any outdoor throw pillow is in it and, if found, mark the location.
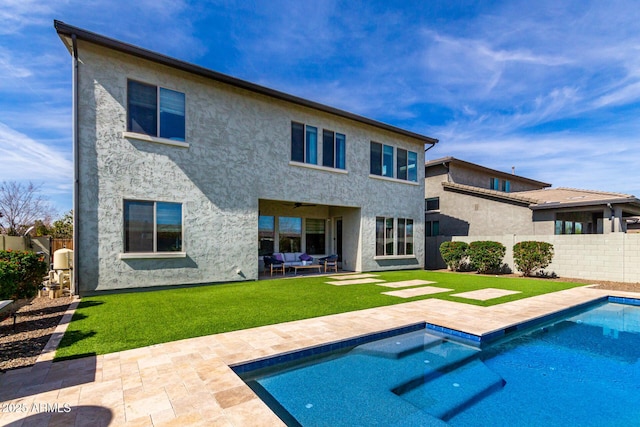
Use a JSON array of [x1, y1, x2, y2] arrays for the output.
[[299, 253, 312, 261], [273, 253, 284, 262]]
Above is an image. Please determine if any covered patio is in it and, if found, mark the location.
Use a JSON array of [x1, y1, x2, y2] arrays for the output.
[[257, 199, 361, 276]]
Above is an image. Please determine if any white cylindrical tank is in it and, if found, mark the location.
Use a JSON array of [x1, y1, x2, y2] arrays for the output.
[[53, 248, 73, 270]]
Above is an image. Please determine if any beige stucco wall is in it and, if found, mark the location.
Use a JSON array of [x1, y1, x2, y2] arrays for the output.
[[449, 234, 640, 283], [425, 163, 553, 238], [448, 164, 544, 192], [75, 41, 425, 293], [426, 189, 535, 236]]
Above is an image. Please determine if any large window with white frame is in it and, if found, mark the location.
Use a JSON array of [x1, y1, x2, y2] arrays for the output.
[[397, 218, 414, 255], [124, 200, 182, 252], [127, 80, 185, 141], [375, 216, 395, 256], [376, 217, 414, 256]]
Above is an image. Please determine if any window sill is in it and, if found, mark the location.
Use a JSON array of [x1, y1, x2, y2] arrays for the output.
[[369, 174, 419, 185], [374, 255, 416, 260], [122, 132, 189, 148], [119, 252, 187, 260], [289, 161, 348, 174]]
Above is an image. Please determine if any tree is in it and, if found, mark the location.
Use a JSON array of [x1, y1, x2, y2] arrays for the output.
[[0, 181, 55, 236], [33, 219, 53, 237], [51, 210, 73, 238]]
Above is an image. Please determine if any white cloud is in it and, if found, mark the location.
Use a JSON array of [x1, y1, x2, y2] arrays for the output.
[[428, 132, 640, 197], [0, 0, 57, 34], [592, 81, 640, 109], [0, 122, 72, 182], [0, 48, 31, 79]]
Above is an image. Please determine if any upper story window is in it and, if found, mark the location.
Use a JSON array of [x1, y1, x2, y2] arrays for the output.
[[370, 142, 417, 181], [491, 177, 511, 192], [292, 122, 347, 170], [291, 122, 318, 164], [127, 80, 185, 141], [124, 200, 183, 253], [426, 197, 440, 211], [322, 130, 346, 169]]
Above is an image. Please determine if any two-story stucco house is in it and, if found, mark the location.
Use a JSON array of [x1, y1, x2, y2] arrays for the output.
[[425, 156, 640, 238], [425, 157, 640, 275], [55, 21, 437, 295]]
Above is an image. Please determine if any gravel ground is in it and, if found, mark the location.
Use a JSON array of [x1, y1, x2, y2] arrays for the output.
[[0, 296, 73, 372], [0, 277, 638, 373]]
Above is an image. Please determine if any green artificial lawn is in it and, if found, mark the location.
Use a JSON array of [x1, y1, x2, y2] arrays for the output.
[[55, 270, 586, 360]]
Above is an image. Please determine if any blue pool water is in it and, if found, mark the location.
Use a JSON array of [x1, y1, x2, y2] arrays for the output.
[[240, 302, 640, 426]]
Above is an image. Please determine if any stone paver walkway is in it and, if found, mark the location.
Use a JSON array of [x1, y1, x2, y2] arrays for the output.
[[1, 286, 639, 426]]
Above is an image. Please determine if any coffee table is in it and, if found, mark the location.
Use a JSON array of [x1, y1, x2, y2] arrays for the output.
[[292, 264, 323, 275]]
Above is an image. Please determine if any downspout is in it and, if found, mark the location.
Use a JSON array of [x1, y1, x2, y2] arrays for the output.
[[71, 33, 79, 296], [424, 142, 437, 155]]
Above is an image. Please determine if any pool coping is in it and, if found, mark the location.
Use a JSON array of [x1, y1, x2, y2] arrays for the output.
[[235, 294, 640, 375]]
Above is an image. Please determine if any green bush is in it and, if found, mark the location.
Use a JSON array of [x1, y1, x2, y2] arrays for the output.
[[513, 241, 554, 277], [0, 250, 47, 300], [439, 241, 469, 271], [468, 241, 506, 273]]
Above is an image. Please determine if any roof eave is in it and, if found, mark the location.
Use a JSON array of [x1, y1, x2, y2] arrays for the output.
[[54, 20, 438, 145], [530, 198, 640, 210], [425, 157, 551, 188]]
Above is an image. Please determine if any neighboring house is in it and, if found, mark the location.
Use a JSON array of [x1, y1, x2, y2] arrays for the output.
[[425, 157, 551, 237], [425, 156, 640, 237], [425, 157, 640, 282], [55, 21, 437, 295]]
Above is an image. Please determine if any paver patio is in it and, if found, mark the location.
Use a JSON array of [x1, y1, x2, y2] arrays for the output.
[[1, 286, 638, 426]]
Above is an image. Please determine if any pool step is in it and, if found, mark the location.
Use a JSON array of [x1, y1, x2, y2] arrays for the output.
[[398, 359, 506, 421], [353, 330, 444, 359]]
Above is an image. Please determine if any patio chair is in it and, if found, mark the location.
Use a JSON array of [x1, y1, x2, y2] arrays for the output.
[[319, 254, 339, 273], [263, 255, 285, 276]]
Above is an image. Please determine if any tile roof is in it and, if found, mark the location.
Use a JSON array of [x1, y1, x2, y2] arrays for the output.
[[442, 182, 640, 210]]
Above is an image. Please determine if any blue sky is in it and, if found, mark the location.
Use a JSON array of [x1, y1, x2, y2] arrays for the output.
[[2, 0, 640, 214]]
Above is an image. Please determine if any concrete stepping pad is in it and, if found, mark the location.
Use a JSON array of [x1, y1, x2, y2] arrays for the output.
[[382, 286, 453, 298], [326, 278, 387, 286], [451, 288, 521, 301], [377, 280, 437, 288], [331, 274, 380, 280]]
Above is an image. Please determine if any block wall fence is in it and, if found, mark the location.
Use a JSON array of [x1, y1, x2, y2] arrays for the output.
[[427, 234, 640, 283]]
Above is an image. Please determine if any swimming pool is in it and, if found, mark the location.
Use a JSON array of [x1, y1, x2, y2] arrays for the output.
[[238, 301, 640, 426]]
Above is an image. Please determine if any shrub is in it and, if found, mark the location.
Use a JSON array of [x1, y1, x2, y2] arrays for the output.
[[439, 241, 469, 271], [468, 241, 506, 273], [513, 241, 554, 277], [0, 250, 47, 300]]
